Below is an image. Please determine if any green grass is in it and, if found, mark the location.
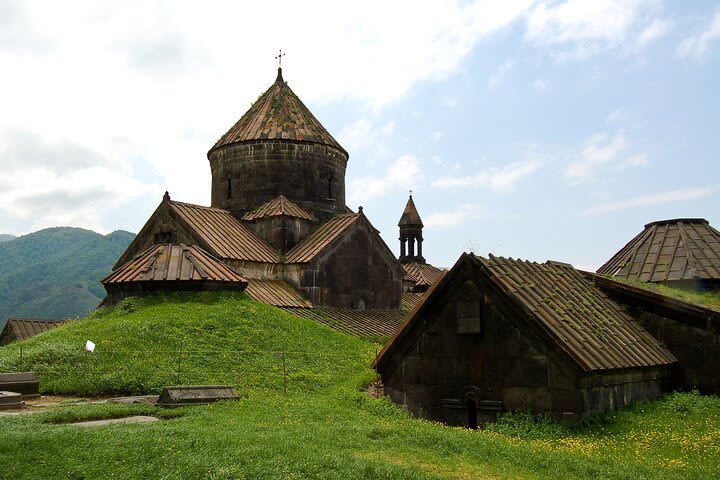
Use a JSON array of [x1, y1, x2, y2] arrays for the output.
[[606, 276, 720, 312], [1, 292, 719, 479]]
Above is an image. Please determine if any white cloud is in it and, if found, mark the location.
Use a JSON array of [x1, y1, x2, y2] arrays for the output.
[[425, 203, 487, 228], [636, 18, 673, 48], [442, 96, 457, 108], [563, 131, 648, 183], [0, 1, 538, 234], [525, 0, 660, 59], [530, 78, 548, 90], [348, 154, 424, 205], [488, 59, 515, 89], [433, 160, 540, 191], [677, 8, 720, 58], [580, 187, 714, 216]]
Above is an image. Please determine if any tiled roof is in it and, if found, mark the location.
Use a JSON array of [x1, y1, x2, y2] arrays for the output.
[[597, 218, 720, 283], [281, 307, 406, 340], [377, 254, 675, 374], [209, 68, 346, 155], [241, 195, 316, 222], [245, 279, 313, 308], [285, 214, 359, 263], [403, 262, 444, 288], [476, 255, 675, 371], [169, 201, 279, 263], [401, 293, 426, 311], [398, 196, 423, 227], [103, 244, 247, 285], [0, 318, 66, 345]]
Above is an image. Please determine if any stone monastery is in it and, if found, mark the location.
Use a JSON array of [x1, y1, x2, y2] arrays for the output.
[[102, 64, 720, 428], [106, 66, 443, 331]]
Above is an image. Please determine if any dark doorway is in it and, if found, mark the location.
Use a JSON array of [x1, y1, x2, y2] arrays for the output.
[[466, 398, 478, 430]]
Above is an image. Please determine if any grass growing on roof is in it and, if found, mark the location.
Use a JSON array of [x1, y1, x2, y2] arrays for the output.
[[605, 276, 720, 312], [0, 291, 719, 479]]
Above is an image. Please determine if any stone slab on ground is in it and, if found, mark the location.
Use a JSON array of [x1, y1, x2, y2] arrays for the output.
[[109, 395, 160, 405], [0, 391, 24, 410], [68, 415, 160, 427], [0, 372, 39, 399], [157, 385, 238, 408]]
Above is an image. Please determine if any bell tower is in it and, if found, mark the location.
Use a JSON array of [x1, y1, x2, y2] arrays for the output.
[[398, 195, 425, 264]]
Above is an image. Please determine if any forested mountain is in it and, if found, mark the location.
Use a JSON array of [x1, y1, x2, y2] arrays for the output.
[[0, 227, 135, 327], [0, 234, 16, 242]]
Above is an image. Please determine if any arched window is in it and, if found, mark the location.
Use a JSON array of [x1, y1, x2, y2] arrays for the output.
[[226, 178, 232, 200]]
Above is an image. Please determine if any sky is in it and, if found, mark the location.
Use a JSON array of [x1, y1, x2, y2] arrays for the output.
[[0, 0, 719, 270]]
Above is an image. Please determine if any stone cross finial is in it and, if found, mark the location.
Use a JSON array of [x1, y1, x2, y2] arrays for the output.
[[275, 49, 285, 68]]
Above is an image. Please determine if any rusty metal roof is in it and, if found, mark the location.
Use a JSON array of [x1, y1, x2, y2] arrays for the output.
[[597, 218, 720, 283], [209, 68, 346, 155], [0, 318, 66, 346], [403, 262, 445, 288], [376, 254, 675, 374], [241, 195, 316, 222], [401, 293, 426, 311], [103, 244, 248, 285], [477, 254, 676, 371], [245, 279, 313, 308], [398, 195, 423, 227], [281, 307, 406, 340], [168, 201, 279, 263], [285, 214, 359, 263]]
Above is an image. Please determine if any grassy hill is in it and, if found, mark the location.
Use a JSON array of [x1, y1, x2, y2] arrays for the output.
[[0, 227, 135, 326], [0, 291, 718, 479]]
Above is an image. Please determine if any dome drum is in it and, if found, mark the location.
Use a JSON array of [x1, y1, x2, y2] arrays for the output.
[[210, 140, 347, 221]]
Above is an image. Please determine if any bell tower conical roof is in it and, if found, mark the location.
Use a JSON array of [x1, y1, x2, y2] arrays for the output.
[[209, 68, 346, 155], [398, 195, 423, 227]]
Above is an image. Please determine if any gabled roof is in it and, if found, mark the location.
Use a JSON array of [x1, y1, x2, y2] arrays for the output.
[[398, 195, 423, 227], [285, 214, 360, 263], [0, 318, 66, 346], [281, 307, 406, 340], [597, 218, 720, 283], [209, 68, 346, 156], [245, 279, 312, 308], [477, 255, 674, 371], [376, 253, 675, 374], [168, 200, 279, 263], [241, 195, 316, 222], [103, 243, 247, 285], [401, 292, 426, 311], [403, 262, 444, 288]]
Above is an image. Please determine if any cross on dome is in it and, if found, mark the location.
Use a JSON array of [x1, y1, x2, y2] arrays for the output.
[[275, 49, 285, 68]]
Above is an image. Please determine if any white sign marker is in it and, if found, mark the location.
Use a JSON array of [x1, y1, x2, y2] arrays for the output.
[[85, 340, 96, 353]]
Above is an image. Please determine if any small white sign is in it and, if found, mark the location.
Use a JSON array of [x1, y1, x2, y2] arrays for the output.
[[85, 340, 96, 353]]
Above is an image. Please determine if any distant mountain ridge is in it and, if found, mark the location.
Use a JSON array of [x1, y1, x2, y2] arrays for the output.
[[0, 234, 16, 242], [0, 227, 135, 327]]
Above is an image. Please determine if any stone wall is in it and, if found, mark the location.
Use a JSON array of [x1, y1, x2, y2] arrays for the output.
[[245, 216, 315, 253], [381, 274, 670, 427], [209, 140, 348, 222], [289, 224, 403, 309], [636, 311, 720, 394]]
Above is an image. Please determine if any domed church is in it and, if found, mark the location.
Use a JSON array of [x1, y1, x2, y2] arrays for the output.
[[110, 66, 410, 313]]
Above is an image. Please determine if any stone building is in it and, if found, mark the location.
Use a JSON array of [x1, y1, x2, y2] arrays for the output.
[[597, 218, 720, 291], [103, 243, 248, 306], [397, 195, 444, 294], [374, 253, 676, 427], [111, 67, 405, 311]]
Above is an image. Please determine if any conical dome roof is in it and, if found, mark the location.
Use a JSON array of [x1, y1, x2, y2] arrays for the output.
[[399, 196, 423, 227], [597, 218, 720, 283], [209, 68, 346, 155]]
